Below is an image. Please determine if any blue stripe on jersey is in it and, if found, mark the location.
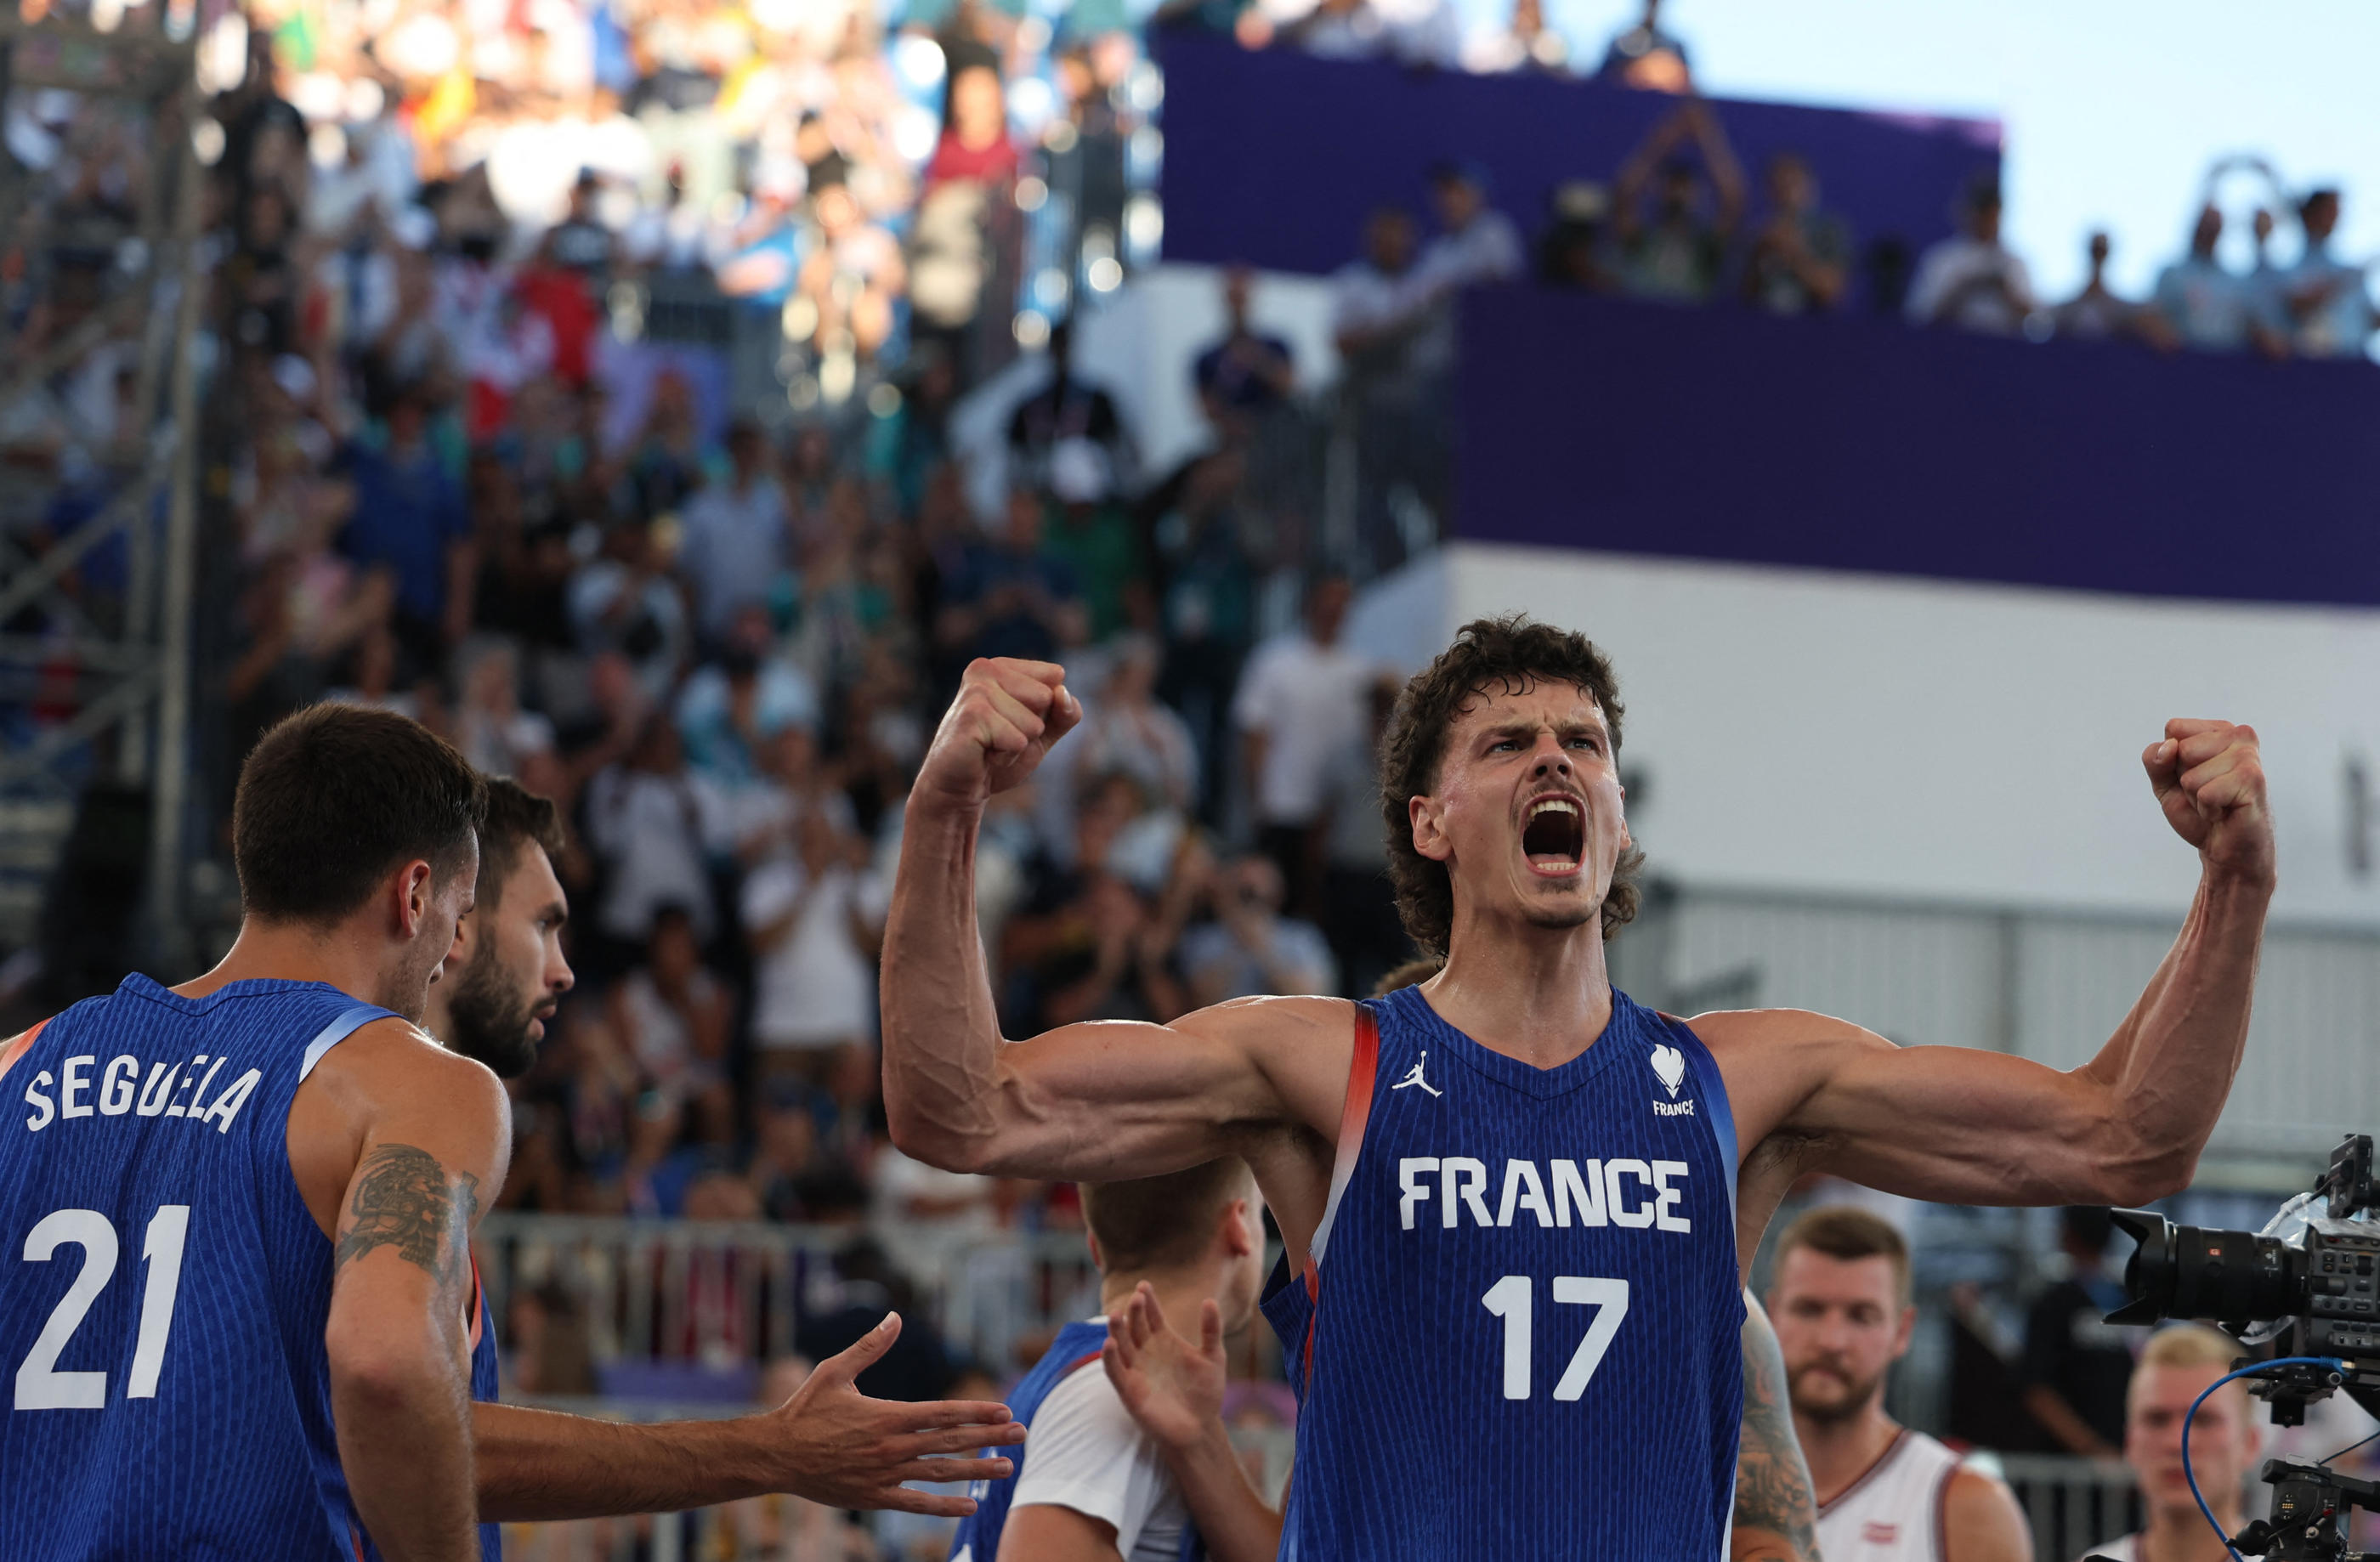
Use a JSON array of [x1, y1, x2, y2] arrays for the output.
[[1269, 984, 1745, 1559], [0, 975, 500, 1561], [949, 1319, 1204, 1562]]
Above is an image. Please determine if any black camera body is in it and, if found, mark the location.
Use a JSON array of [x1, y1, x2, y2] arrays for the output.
[[2100, 1135, 2380, 1559]]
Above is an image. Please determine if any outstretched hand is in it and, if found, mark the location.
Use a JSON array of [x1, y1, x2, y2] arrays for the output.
[[1102, 1282, 1228, 1456], [2142, 719, 2275, 886], [762, 1313, 1026, 1516], [915, 657, 1080, 810]]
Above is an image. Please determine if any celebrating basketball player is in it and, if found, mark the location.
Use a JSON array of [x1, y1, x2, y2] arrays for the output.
[[0, 710, 1020, 1562], [881, 617, 2273, 1554]]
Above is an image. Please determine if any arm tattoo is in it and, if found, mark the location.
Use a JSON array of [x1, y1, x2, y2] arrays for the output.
[[1735, 1294, 1822, 1562], [334, 1143, 480, 1292]]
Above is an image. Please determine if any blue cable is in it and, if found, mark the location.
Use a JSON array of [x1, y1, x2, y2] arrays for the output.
[[2182, 1355, 2349, 1562]]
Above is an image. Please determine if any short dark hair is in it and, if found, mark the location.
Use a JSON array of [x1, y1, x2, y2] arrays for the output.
[[235, 704, 487, 925], [1378, 615, 1643, 958], [1773, 1205, 1911, 1306], [1081, 1158, 1255, 1276], [477, 777, 564, 912]]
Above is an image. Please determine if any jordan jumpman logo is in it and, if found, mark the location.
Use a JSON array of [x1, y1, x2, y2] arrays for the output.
[[1391, 1051, 1442, 1096]]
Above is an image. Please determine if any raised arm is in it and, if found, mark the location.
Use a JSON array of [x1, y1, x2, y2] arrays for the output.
[[473, 1314, 1023, 1520], [881, 658, 1342, 1182], [1722, 720, 2271, 1210], [1102, 1284, 1283, 1562]]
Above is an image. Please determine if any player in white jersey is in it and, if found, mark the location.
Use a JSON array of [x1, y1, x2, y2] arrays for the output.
[[1768, 1208, 2032, 1562], [2076, 1324, 2259, 1562]]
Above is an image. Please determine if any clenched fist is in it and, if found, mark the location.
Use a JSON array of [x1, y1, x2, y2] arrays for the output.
[[915, 657, 1081, 810], [2144, 719, 2274, 886]]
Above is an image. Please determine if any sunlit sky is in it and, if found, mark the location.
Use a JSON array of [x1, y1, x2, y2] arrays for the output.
[[1501, 0, 2380, 298]]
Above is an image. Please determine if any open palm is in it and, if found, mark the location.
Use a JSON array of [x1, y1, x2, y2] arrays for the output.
[[1102, 1283, 1227, 1455]]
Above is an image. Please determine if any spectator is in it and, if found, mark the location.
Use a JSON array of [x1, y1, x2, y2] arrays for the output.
[[2051, 231, 2139, 342], [339, 386, 473, 673], [797, 167, 908, 365], [1597, 0, 1693, 93], [1613, 99, 1747, 304], [925, 62, 1019, 191], [1468, 0, 1570, 75], [1318, 674, 1410, 999], [936, 488, 1091, 665], [676, 607, 824, 789], [677, 419, 791, 647], [1193, 268, 1296, 431], [454, 640, 556, 778], [1411, 164, 1526, 300], [568, 518, 694, 705], [2152, 206, 2259, 353], [584, 713, 733, 958], [2080, 1325, 2261, 1562], [1907, 178, 2037, 335], [1062, 637, 1201, 825], [2279, 187, 2375, 359], [742, 804, 887, 1124], [1232, 574, 1374, 920], [1002, 772, 1189, 1029], [607, 904, 734, 1118], [1181, 855, 1337, 1005], [2020, 1206, 2139, 1457], [1537, 181, 1620, 292], [1006, 320, 1133, 505], [1740, 154, 1850, 314]]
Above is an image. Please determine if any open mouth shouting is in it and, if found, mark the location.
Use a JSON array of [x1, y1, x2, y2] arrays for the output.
[[1522, 793, 1585, 877]]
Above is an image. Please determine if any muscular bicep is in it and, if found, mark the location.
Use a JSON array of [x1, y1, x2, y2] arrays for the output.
[[997, 1503, 1125, 1562], [965, 996, 1350, 1182], [1712, 1010, 2122, 1207], [321, 1033, 509, 1368]]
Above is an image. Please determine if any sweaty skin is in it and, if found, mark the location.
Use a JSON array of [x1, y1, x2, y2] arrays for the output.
[[881, 658, 2274, 1289]]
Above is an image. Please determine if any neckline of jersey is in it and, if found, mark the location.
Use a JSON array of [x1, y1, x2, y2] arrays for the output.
[[116, 971, 358, 1010], [1390, 982, 1648, 1100]]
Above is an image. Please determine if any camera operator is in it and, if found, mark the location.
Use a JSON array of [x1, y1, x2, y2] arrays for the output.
[[2082, 1325, 2259, 1562]]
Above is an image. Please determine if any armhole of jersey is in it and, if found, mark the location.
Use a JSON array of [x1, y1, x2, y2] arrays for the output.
[[1303, 1000, 1380, 1272], [298, 1004, 400, 1084], [0, 1017, 50, 1084], [1930, 1459, 1955, 1562], [1663, 1010, 1740, 1231]]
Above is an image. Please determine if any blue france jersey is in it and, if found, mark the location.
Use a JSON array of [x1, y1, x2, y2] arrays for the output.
[[0, 975, 502, 1562], [1261, 985, 1744, 1559], [949, 1319, 1204, 1562]]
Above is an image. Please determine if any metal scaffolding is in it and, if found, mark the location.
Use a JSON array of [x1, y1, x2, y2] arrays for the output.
[[0, 8, 202, 966]]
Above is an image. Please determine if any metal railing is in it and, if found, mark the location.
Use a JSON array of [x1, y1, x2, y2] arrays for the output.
[[478, 1213, 1104, 1378], [1998, 1454, 2139, 1562]]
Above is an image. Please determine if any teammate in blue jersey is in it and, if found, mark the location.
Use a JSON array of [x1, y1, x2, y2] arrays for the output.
[[880, 616, 2275, 1555], [0, 710, 1022, 1562], [421, 778, 1027, 1528], [949, 1157, 1265, 1562]]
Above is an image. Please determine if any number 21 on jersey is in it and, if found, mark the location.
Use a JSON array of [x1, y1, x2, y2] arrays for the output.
[[15, 1205, 190, 1409], [1481, 1275, 1629, 1401]]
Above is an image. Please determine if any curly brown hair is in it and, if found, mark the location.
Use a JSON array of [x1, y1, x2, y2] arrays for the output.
[[1379, 615, 1644, 958]]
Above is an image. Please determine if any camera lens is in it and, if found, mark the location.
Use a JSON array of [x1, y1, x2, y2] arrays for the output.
[[2108, 1208, 2304, 1327]]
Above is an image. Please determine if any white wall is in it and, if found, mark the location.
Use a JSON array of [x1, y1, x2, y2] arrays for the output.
[[1446, 542, 2380, 928]]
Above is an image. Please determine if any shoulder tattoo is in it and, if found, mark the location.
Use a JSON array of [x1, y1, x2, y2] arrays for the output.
[[334, 1143, 480, 1291]]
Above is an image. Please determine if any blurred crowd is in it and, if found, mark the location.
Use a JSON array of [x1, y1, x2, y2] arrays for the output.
[[0, 0, 1407, 1335]]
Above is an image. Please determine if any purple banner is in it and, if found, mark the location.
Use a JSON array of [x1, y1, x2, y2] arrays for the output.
[[1454, 286, 2380, 608], [1155, 33, 2001, 282]]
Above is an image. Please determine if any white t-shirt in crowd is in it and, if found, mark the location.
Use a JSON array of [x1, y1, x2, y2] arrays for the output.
[[740, 856, 887, 1048], [1008, 1338, 1192, 1562], [2075, 1538, 2136, 1561], [1232, 631, 1378, 827], [1904, 235, 2037, 335]]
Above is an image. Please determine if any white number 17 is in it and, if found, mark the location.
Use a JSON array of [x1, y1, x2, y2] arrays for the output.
[[1480, 1274, 1629, 1401]]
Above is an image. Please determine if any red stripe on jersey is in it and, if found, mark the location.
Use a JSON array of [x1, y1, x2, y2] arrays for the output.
[[0, 1017, 50, 1084]]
